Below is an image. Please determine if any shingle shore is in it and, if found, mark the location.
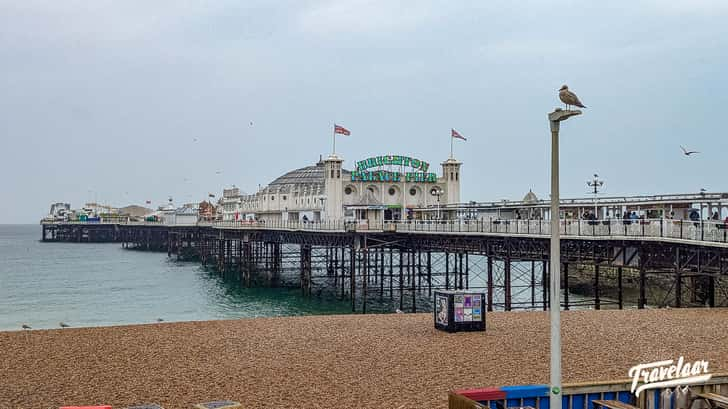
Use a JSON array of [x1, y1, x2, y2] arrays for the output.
[[1, 309, 726, 409]]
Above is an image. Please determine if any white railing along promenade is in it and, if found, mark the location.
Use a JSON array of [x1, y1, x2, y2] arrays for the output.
[[43, 218, 728, 246], [212, 218, 728, 246]]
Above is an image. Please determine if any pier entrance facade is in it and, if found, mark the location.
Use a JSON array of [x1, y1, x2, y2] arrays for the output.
[[221, 153, 462, 224]]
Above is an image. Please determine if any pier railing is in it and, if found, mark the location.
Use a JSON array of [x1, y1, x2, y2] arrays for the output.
[[212, 218, 728, 245], [44, 218, 728, 245]]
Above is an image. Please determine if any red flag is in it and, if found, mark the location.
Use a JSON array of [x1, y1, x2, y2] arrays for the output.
[[451, 128, 467, 141], [334, 124, 350, 136]]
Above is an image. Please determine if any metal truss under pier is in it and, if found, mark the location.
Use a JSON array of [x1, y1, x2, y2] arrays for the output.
[[41, 223, 728, 312]]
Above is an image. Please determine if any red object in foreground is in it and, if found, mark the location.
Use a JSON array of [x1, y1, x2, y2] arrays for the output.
[[452, 386, 506, 401], [334, 124, 350, 136], [60, 406, 112, 409]]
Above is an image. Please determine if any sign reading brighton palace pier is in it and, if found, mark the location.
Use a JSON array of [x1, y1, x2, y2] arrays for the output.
[[351, 155, 437, 183]]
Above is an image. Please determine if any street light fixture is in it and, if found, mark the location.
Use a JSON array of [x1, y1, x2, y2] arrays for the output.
[[586, 174, 604, 218], [548, 107, 582, 409], [430, 186, 443, 220]]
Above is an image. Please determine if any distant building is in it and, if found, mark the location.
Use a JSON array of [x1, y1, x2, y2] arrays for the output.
[[118, 205, 153, 220], [48, 203, 71, 220], [82, 202, 119, 217], [221, 186, 245, 221], [174, 206, 198, 225], [198, 201, 217, 221]]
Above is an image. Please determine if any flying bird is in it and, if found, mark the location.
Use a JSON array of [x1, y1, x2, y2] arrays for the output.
[[215, 171, 222, 175], [680, 146, 700, 156], [249, 121, 253, 126], [193, 137, 198, 142], [59, 322, 70, 328], [558, 85, 587, 110], [21, 324, 31, 330]]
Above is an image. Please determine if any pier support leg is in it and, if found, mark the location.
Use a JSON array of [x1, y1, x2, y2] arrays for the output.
[[458, 253, 464, 290], [639, 260, 647, 309], [617, 267, 623, 309], [445, 252, 450, 290], [341, 246, 346, 299], [465, 252, 469, 290], [243, 240, 252, 287], [399, 249, 404, 311], [487, 256, 494, 312], [300, 244, 312, 296], [362, 245, 368, 314], [350, 245, 356, 312], [427, 251, 432, 297], [531, 260, 536, 309], [411, 249, 416, 313], [389, 248, 394, 298], [505, 257, 512, 311], [542, 259, 548, 311], [380, 247, 385, 297], [563, 262, 569, 311], [594, 264, 600, 310]]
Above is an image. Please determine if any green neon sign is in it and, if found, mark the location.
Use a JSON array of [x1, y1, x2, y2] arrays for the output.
[[356, 155, 430, 173], [350, 170, 437, 183], [352, 155, 436, 183]]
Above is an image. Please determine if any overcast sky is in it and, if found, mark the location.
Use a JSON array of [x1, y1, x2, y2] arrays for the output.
[[2, 1, 727, 223]]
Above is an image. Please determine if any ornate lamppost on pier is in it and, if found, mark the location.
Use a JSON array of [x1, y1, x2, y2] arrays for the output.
[[586, 174, 604, 218], [548, 105, 582, 409], [430, 186, 443, 220]]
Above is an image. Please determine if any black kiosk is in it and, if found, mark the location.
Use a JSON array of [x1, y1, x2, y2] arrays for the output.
[[434, 290, 486, 333]]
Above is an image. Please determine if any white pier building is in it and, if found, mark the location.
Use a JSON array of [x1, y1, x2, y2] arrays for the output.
[[224, 154, 462, 224]]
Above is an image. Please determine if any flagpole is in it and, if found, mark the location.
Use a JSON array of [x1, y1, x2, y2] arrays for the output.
[[450, 132, 453, 159], [332, 124, 336, 156]]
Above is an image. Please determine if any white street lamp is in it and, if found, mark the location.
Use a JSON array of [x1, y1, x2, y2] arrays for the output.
[[548, 107, 582, 409]]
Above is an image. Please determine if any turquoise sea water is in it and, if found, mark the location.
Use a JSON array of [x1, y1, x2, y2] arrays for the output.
[[0, 225, 351, 331]]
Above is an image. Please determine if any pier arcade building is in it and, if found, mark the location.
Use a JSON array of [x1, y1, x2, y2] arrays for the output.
[[222, 154, 462, 223]]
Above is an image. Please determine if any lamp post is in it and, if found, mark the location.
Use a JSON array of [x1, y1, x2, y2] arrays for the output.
[[548, 108, 582, 409], [587, 174, 604, 218], [430, 186, 443, 220]]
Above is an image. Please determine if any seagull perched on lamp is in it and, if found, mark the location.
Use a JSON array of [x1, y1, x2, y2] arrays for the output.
[[559, 85, 587, 110]]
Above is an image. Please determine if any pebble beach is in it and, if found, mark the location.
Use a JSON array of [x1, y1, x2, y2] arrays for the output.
[[1, 308, 726, 408]]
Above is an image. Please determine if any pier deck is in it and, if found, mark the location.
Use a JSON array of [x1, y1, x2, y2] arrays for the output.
[[1, 309, 727, 408]]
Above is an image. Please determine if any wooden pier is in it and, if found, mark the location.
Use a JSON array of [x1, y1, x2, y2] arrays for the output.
[[40, 220, 728, 312]]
